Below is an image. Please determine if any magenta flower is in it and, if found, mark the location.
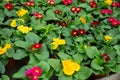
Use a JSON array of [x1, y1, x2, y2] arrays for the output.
[[100, 9, 112, 15], [108, 17, 115, 22], [62, 0, 72, 5], [25, 66, 42, 80], [90, 21, 100, 28]]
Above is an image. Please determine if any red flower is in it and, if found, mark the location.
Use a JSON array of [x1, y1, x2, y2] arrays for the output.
[[30, 43, 42, 50], [77, 29, 86, 35], [60, 22, 66, 27], [34, 43, 42, 49], [80, 0, 86, 3], [54, 10, 62, 15], [4, 3, 14, 10], [89, 1, 97, 8], [108, 17, 115, 22], [47, 0, 55, 5], [25, 1, 34, 6], [71, 29, 78, 36], [90, 21, 99, 28], [111, 19, 119, 27], [33, 12, 43, 19], [101, 53, 110, 62]]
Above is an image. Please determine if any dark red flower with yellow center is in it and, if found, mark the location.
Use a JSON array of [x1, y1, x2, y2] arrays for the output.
[[30, 43, 42, 50], [71, 29, 78, 36], [77, 29, 86, 35], [101, 53, 110, 62]]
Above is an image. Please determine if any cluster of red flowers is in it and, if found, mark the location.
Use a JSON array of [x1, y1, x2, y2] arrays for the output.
[[101, 53, 110, 62], [108, 17, 120, 27], [71, 6, 82, 14], [112, 2, 120, 7], [101, 9, 113, 15], [90, 21, 100, 28], [47, 0, 55, 5], [25, 66, 42, 80], [30, 43, 42, 50], [33, 12, 43, 19], [89, 1, 97, 8], [25, 1, 34, 6], [62, 0, 72, 5], [71, 29, 86, 36]]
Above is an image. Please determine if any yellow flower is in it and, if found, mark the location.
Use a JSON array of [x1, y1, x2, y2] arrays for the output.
[[0, 43, 11, 55], [104, 35, 112, 41], [80, 17, 86, 24], [0, 47, 6, 55], [10, 20, 17, 27], [16, 8, 28, 17], [105, 0, 112, 5], [62, 59, 80, 76], [17, 25, 32, 34], [4, 43, 11, 49], [51, 38, 66, 50], [4, 0, 10, 2]]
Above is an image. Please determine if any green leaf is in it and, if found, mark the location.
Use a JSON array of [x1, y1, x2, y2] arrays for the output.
[[113, 45, 120, 56], [45, 10, 59, 20], [110, 65, 120, 72], [61, 27, 70, 37], [0, 62, 5, 74], [14, 41, 30, 50], [28, 54, 39, 65], [13, 66, 29, 78], [1, 75, 10, 80], [25, 32, 40, 44], [58, 72, 73, 80], [74, 66, 92, 80], [37, 61, 50, 74], [72, 53, 83, 63], [47, 59, 61, 72], [34, 44, 49, 60], [0, 10, 5, 23], [105, 60, 116, 67], [91, 58, 104, 70], [6, 48, 15, 58], [58, 52, 71, 60], [13, 49, 28, 60], [0, 28, 12, 38], [86, 46, 100, 59]]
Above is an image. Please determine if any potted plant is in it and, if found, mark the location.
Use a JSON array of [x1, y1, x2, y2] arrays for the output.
[[0, 0, 120, 80]]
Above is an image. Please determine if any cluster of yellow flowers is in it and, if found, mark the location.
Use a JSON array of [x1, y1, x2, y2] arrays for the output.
[[17, 25, 32, 34], [105, 0, 113, 5], [80, 17, 86, 24], [62, 59, 80, 76], [0, 43, 11, 55], [51, 38, 66, 50], [16, 8, 28, 17], [104, 35, 112, 42]]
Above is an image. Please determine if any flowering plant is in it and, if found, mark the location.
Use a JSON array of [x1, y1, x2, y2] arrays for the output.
[[0, 0, 120, 80]]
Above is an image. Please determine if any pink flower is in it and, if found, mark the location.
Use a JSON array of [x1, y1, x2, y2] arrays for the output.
[[62, 0, 72, 5], [100, 9, 112, 15], [111, 19, 119, 27], [25, 66, 42, 80]]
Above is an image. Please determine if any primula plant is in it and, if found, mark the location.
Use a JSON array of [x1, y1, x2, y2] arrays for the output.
[[0, 0, 120, 80]]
